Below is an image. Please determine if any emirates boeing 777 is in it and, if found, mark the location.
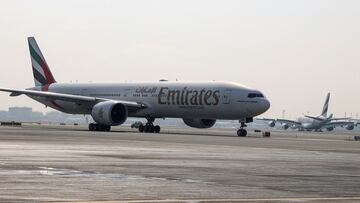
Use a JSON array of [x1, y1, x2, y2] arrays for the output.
[[0, 37, 270, 136]]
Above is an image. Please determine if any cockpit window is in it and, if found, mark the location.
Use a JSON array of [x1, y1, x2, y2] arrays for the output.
[[248, 93, 264, 98], [248, 93, 256, 98]]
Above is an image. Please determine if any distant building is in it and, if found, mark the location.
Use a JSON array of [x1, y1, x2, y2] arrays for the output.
[[8, 107, 32, 114], [0, 107, 86, 124], [5, 107, 43, 122], [8, 107, 33, 120]]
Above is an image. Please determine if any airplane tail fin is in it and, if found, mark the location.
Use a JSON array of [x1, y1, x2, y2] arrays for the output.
[[28, 37, 56, 87], [321, 93, 330, 116]]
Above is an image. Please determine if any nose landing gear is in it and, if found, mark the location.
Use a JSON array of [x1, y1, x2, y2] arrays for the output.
[[237, 122, 248, 137], [237, 129, 247, 136], [138, 117, 161, 133]]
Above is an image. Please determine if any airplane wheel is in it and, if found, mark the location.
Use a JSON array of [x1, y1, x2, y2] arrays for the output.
[[154, 125, 161, 133], [237, 129, 247, 137], [145, 125, 154, 133], [144, 125, 149, 132], [89, 123, 94, 131], [139, 124, 144, 132]]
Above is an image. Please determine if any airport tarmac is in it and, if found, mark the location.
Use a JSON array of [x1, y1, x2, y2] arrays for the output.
[[0, 125, 359, 203]]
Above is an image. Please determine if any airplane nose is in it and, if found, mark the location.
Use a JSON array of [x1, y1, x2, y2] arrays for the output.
[[262, 99, 270, 112]]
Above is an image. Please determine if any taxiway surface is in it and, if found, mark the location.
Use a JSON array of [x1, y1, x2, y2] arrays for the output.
[[0, 125, 359, 202]]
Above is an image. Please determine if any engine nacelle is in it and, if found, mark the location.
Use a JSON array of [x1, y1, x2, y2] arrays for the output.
[[268, 121, 275, 127], [326, 126, 334, 131], [282, 123, 289, 130], [183, 118, 216, 129], [91, 101, 128, 126], [346, 124, 354, 130]]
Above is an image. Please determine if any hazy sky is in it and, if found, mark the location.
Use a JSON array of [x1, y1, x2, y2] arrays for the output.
[[0, 0, 359, 119]]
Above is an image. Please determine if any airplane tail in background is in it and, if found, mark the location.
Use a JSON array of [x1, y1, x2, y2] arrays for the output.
[[28, 37, 56, 87], [321, 93, 330, 117]]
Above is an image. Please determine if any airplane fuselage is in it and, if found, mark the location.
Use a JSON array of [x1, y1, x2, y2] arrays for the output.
[[30, 81, 270, 120], [301, 119, 328, 129]]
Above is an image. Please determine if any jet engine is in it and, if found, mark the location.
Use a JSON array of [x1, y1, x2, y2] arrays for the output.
[[281, 123, 289, 130], [268, 120, 276, 127], [183, 118, 216, 129], [91, 101, 128, 126], [346, 124, 354, 130], [326, 126, 334, 131]]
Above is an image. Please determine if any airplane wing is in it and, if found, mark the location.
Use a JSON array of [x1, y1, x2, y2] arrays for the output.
[[257, 118, 302, 126], [0, 87, 146, 108], [353, 119, 360, 125], [329, 117, 351, 121], [323, 121, 355, 128], [276, 119, 302, 128], [256, 118, 276, 121], [276, 119, 301, 125]]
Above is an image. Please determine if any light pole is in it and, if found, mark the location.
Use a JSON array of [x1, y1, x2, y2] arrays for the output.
[[282, 110, 285, 119]]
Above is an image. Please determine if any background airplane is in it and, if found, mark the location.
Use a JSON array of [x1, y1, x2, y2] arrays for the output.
[[258, 93, 355, 132], [0, 37, 270, 136]]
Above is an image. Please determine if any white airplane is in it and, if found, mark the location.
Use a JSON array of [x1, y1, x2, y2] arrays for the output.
[[0, 37, 270, 136], [259, 93, 354, 132]]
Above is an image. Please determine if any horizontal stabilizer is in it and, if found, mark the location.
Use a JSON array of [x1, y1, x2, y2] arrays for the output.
[[304, 115, 324, 121]]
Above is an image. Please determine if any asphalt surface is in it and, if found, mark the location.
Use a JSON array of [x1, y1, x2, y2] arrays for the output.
[[0, 124, 359, 203]]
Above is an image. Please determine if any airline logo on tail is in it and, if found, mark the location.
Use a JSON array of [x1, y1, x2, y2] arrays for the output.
[[321, 93, 330, 117], [28, 37, 56, 87]]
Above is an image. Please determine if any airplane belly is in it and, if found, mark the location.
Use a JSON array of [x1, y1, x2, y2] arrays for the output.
[[130, 105, 215, 118], [54, 100, 92, 114], [130, 103, 249, 119]]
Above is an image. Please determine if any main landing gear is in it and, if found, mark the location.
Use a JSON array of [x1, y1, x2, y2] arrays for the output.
[[237, 122, 248, 137], [138, 117, 161, 133], [88, 123, 111, 132]]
